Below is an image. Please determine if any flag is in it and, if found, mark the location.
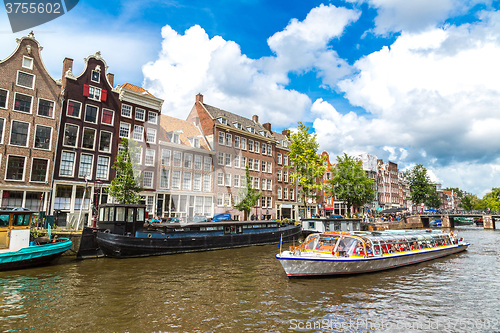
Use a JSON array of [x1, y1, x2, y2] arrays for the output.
[[48, 223, 52, 241], [278, 234, 283, 253]]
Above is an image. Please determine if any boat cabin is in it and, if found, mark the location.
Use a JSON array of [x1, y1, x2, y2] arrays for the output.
[[301, 217, 361, 235], [0, 207, 33, 252], [98, 204, 146, 236]]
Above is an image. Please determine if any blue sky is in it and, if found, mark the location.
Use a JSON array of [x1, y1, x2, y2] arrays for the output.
[[1, 0, 500, 198]]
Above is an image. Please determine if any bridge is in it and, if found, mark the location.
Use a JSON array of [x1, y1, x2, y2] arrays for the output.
[[407, 214, 500, 229]]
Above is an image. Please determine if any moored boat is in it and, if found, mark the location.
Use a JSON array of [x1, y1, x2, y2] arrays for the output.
[[276, 229, 469, 277], [454, 217, 474, 226], [0, 207, 72, 271], [78, 203, 301, 258]]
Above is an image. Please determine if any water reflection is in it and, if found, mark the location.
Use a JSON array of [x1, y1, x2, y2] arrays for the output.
[[0, 229, 498, 332]]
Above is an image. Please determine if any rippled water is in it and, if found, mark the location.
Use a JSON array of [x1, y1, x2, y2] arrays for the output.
[[1, 228, 499, 333]]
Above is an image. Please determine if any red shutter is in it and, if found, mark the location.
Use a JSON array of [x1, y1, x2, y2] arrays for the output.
[[83, 84, 89, 97], [101, 89, 107, 101]]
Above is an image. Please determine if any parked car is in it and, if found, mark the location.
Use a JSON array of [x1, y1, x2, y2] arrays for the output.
[[192, 216, 208, 223], [166, 217, 183, 223], [212, 213, 231, 222]]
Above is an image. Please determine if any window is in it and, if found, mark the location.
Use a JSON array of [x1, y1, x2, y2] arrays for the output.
[[248, 140, 254, 152], [218, 152, 224, 165], [247, 127, 255, 134], [5, 156, 25, 180], [121, 104, 132, 117], [34, 125, 51, 150], [0, 118, 4, 144], [226, 133, 232, 146], [63, 124, 78, 147], [277, 170, 282, 182], [31, 158, 48, 182], [262, 179, 266, 191], [14, 93, 32, 113], [96, 156, 110, 179], [233, 122, 242, 129], [217, 193, 223, 207], [146, 128, 156, 143], [183, 172, 192, 190], [101, 109, 114, 125], [67, 100, 81, 118], [171, 132, 180, 144], [225, 153, 231, 167], [10, 121, 29, 146], [218, 117, 227, 125], [88, 86, 101, 101], [22, 56, 33, 69], [261, 161, 267, 173], [133, 147, 142, 165], [173, 151, 182, 167], [37, 99, 54, 117], [278, 153, 282, 165], [191, 137, 200, 148], [148, 112, 157, 124], [133, 125, 144, 141], [60, 151, 75, 176], [267, 179, 272, 191], [284, 188, 288, 200], [79, 154, 93, 178], [248, 158, 253, 170], [284, 171, 289, 183], [254, 159, 259, 171], [162, 149, 171, 166], [224, 194, 231, 207], [99, 131, 112, 152], [145, 149, 155, 166], [267, 144, 272, 156], [204, 156, 212, 171], [203, 174, 211, 192], [290, 188, 294, 200], [172, 171, 181, 188], [284, 156, 289, 166], [91, 70, 100, 83], [135, 108, 145, 121], [224, 174, 231, 187], [241, 138, 247, 150], [193, 173, 202, 191], [0, 89, 8, 109], [183, 153, 193, 168], [234, 174, 240, 187], [234, 136, 240, 149], [85, 105, 98, 123], [278, 187, 282, 200], [143, 171, 153, 188], [255, 142, 259, 153], [217, 172, 224, 186], [16, 71, 35, 89], [194, 155, 202, 170], [119, 122, 130, 138], [234, 155, 240, 168], [241, 156, 247, 168], [262, 144, 267, 155], [82, 128, 96, 150], [267, 197, 272, 208], [160, 169, 170, 188], [218, 132, 225, 145]]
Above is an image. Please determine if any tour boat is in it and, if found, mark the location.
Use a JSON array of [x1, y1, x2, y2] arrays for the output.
[[0, 207, 72, 271], [276, 229, 469, 277], [77, 203, 301, 258]]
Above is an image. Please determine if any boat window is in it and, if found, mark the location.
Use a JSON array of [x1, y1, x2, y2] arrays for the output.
[[13, 214, 30, 226], [99, 208, 104, 222], [116, 207, 126, 222], [127, 208, 134, 222], [224, 225, 237, 234], [308, 222, 315, 229], [0, 214, 10, 227], [242, 225, 249, 229], [137, 208, 145, 222], [336, 237, 357, 255], [237, 226, 243, 233], [109, 207, 115, 221]]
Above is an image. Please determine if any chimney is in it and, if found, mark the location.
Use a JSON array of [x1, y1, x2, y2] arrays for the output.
[[252, 115, 259, 123], [282, 129, 290, 137], [263, 122, 271, 132], [62, 57, 73, 87], [106, 73, 114, 87], [196, 93, 203, 104]]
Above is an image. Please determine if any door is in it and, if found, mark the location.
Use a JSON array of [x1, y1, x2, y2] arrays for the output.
[[0, 213, 11, 249]]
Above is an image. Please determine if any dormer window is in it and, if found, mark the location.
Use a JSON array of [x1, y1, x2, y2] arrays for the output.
[[91, 70, 100, 83], [218, 117, 227, 125], [247, 127, 255, 134], [171, 131, 182, 144], [189, 136, 201, 148], [22, 56, 33, 70], [233, 122, 242, 129]]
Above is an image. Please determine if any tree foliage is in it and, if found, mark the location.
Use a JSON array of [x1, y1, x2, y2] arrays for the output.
[[107, 139, 143, 204], [459, 193, 478, 211], [325, 153, 375, 217], [444, 187, 465, 198], [233, 164, 262, 220], [479, 188, 500, 212], [406, 164, 433, 206], [286, 122, 326, 215]]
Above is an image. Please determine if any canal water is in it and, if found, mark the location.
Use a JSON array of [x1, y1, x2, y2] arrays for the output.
[[1, 228, 499, 333]]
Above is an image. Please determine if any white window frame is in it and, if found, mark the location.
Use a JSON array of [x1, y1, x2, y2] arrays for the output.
[[217, 172, 224, 186], [91, 70, 100, 83], [88, 86, 101, 102], [135, 108, 145, 121], [63, 123, 79, 147], [133, 125, 144, 141], [145, 149, 155, 166], [193, 173, 202, 191], [182, 171, 192, 190], [101, 108, 115, 126], [146, 128, 156, 143], [254, 141, 260, 153], [13, 92, 33, 114], [96, 155, 110, 180], [78, 153, 94, 179], [218, 131, 225, 145], [143, 171, 154, 188], [22, 55, 33, 70], [121, 104, 132, 118], [37, 97, 55, 118], [225, 153, 231, 167], [99, 130, 113, 153], [0, 89, 9, 110], [148, 111, 158, 124], [119, 122, 131, 139], [173, 151, 182, 167], [9, 119, 30, 147], [0, 117, 5, 144], [5, 155, 26, 181], [30, 157, 50, 183], [59, 151, 76, 177], [241, 138, 247, 150], [66, 99, 82, 119], [204, 156, 212, 171], [81, 127, 97, 151], [33, 124, 52, 150], [226, 133, 232, 147], [84, 104, 99, 124], [16, 70, 35, 89], [162, 149, 171, 166]]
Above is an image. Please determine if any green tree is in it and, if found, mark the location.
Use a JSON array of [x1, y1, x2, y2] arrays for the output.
[[406, 164, 434, 206], [325, 153, 375, 217], [425, 187, 443, 209], [480, 188, 500, 212], [459, 193, 478, 211], [107, 139, 143, 204], [233, 165, 262, 220], [286, 122, 326, 218]]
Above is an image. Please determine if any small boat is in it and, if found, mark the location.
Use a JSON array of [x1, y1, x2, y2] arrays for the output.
[[454, 217, 474, 226], [78, 203, 301, 258], [429, 219, 442, 227], [276, 230, 469, 277], [0, 207, 72, 271], [474, 218, 484, 226]]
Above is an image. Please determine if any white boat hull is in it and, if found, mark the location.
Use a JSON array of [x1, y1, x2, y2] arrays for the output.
[[276, 243, 469, 277]]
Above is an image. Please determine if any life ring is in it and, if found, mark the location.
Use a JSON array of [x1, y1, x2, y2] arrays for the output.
[[148, 234, 152, 238]]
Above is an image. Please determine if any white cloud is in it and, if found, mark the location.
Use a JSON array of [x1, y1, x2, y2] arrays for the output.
[[314, 11, 500, 196], [142, 4, 360, 124]]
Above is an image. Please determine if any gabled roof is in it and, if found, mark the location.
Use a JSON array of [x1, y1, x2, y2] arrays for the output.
[[271, 130, 291, 149], [201, 103, 272, 139], [119, 83, 155, 97], [159, 114, 211, 151]]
